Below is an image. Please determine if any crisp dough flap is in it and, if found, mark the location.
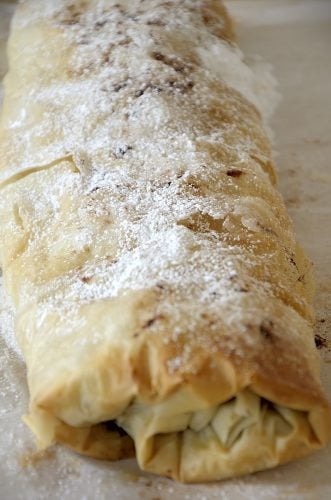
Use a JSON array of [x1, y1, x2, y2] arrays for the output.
[[24, 383, 329, 482]]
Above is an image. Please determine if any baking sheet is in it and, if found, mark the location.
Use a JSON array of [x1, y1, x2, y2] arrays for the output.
[[0, 1, 331, 498]]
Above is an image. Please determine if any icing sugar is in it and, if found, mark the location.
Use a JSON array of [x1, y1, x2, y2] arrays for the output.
[[0, 275, 21, 358], [0, 0, 309, 377]]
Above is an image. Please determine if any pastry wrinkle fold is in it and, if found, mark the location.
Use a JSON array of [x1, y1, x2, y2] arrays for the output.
[[0, 0, 329, 482]]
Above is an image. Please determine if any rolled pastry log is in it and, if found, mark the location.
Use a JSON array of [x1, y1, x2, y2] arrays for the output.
[[0, 0, 329, 482]]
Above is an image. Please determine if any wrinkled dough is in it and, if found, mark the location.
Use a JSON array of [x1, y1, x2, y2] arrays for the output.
[[115, 390, 316, 481], [1, 0, 330, 484]]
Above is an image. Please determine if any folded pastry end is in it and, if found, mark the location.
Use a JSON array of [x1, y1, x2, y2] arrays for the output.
[[24, 384, 330, 482], [1, 0, 330, 484]]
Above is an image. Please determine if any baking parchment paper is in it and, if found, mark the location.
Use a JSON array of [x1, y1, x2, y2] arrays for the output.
[[0, 1, 330, 498]]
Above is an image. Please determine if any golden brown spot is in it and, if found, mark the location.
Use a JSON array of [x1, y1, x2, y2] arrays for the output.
[[315, 334, 327, 349], [142, 315, 165, 329], [227, 169, 243, 177], [259, 319, 274, 340], [80, 275, 92, 283], [152, 52, 190, 73], [177, 213, 223, 234], [147, 19, 166, 26]]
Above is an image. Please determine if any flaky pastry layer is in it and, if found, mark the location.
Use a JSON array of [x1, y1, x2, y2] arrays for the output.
[[0, 0, 329, 483]]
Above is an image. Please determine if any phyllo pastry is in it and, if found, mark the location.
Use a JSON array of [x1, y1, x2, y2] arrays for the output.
[[0, 0, 329, 482]]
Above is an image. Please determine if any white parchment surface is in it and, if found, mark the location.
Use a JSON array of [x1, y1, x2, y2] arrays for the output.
[[0, 1, 330, 498]]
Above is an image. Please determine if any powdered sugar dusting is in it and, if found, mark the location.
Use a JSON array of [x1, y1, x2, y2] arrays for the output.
[[0, 0, 316, 382], [0, 275, 21, 358], [0, 0, 330, 497], [198, 42, 280, 129]]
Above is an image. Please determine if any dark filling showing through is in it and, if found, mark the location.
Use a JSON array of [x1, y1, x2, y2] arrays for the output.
[[102, 420, 128, 437]]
